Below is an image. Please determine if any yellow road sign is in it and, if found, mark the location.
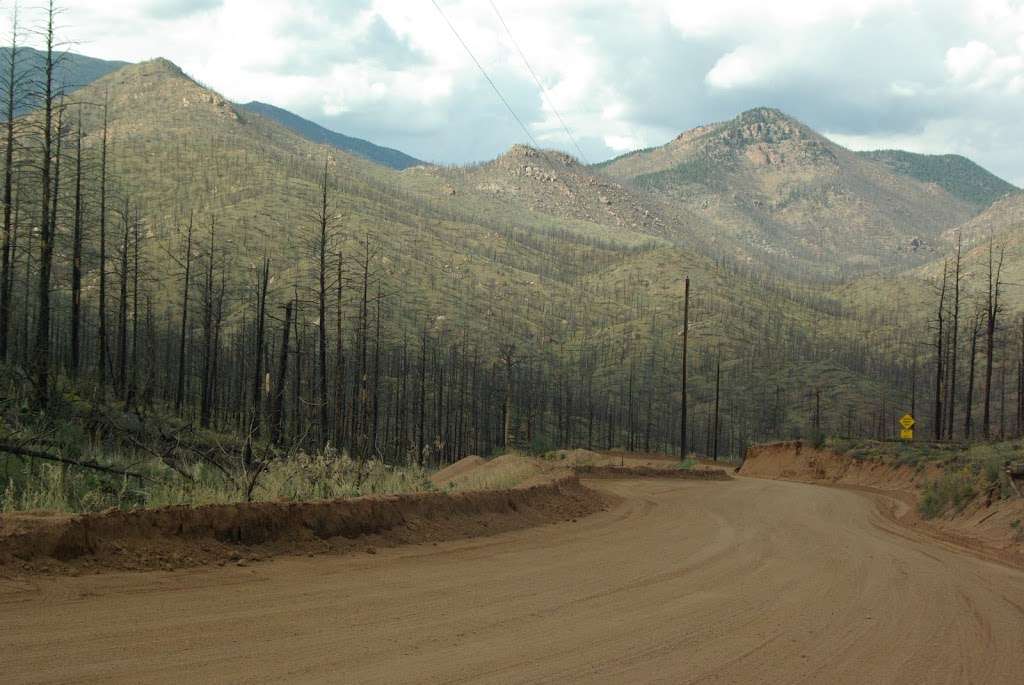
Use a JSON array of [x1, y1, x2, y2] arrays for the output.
[[900, 428, 914, 441], [899, 414, 915, 430]]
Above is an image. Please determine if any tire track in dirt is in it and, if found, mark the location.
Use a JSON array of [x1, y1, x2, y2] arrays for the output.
[[2, 477, 1023, 684]]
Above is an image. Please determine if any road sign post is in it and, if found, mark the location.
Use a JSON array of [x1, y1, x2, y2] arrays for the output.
[[899, 414, 915, 441]]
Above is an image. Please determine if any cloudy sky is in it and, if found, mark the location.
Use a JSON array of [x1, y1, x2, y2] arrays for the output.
[[28, 0, 1024, 183]]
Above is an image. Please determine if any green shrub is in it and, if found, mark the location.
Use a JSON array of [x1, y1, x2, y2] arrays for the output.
[[919, 471, 977, 519]]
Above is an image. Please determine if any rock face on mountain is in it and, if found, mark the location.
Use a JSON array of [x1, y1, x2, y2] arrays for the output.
[[597, 108, 980, 275]]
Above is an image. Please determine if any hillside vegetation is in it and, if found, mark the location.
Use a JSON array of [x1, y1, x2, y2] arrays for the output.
[[597, 108, 980, 277], [0, 50, 1021, 513], [858, 149, 1018, 209]]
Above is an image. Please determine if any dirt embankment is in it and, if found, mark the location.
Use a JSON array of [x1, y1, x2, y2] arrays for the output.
[[0, 475, 608, 576], [573, 464, 731, 480], [432, 450, 734, 489], [741, 441, 1024, 568], [548, 448, 734, 479]]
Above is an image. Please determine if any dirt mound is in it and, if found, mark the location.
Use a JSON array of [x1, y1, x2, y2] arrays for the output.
[[430, 455, 486, 487], [742, 441, 1024, 568], [739, 440, 942, 490], [0, 475, 609, 576], [551, 449, 721, 470], [575, 465, 732, 480]]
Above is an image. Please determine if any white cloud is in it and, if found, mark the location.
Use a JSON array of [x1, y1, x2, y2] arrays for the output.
[[946, 41, 998, 80], [1, 0, 1016, 184], [706, 46, 782, 89], [604, 135, 643, 152]]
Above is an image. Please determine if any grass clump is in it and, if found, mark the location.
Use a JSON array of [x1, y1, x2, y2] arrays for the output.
[[919, 470, 977, 519]]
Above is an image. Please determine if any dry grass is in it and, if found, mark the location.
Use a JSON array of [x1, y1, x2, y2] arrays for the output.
[[1, 453, 434, 514]]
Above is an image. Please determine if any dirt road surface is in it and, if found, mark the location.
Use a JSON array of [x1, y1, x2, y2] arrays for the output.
[[3, 477, 1024, 684]]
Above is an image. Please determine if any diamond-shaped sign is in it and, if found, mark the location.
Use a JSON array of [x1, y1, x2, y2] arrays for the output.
[[899, 414, 915, 430]]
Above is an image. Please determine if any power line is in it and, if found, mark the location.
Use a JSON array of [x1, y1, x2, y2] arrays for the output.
[[488, 0, 590, 165], [429, 0, 542, 151]]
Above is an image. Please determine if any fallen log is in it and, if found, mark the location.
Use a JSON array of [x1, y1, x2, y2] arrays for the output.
[[0, 443, 156, 484]]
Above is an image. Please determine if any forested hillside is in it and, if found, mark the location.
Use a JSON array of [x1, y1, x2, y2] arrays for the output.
[[0, 16, 1020, 519], [0, 53, 939, 476]]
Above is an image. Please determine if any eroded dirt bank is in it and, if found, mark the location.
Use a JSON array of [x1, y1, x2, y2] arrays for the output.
[[741, 441, 1024, 568], [0, 475, 608, 575]]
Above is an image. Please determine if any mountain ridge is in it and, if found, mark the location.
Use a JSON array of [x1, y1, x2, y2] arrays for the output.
[[239, 100, 427, 171]]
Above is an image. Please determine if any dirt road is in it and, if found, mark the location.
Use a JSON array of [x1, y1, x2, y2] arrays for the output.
[[3, 477, 1023, 684]]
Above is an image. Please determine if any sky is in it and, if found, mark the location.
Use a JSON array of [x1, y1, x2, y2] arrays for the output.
[[20, 0, 1024, 184]]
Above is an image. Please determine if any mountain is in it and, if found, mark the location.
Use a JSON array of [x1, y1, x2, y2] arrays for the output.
[[240, 100, 426, 170], [24, 57, 912, 446], [0, 47, 127, 116], [858, 149, 1017, 210], [596, 107, 979, 276], [0, 48, 426, 171]]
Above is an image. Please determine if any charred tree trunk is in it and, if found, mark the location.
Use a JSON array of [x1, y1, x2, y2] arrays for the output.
[[69, 110, 83, 377], [270, 299, 294, 446], [96, 97, 109, 398], [680, 276, 689, 458], [174, 212, 193, 413], [0, 10, 19, 363], [933, 260, 948, 441], [982, 235, 1005, 440], [31, 5, 57, 407]]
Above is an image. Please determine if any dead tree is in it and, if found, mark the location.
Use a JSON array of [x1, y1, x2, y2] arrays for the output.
[[174, 212, 193, 412], [0, 7, 19, 362], [270, 299, 293, 446], [30, 2, 58, 407], [680, 276, 690, 458], [933, 259, 948, 441], [69, 108, 83, 377], [964, 309, 982, 439], [982, 233, 1006, 439], [96, 95, 109, 397], [946, 232, 962, 439]]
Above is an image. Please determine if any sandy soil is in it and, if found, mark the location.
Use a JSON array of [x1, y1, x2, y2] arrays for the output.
[[741, 441, 1024, 567], [3, 477, 1023, 684]]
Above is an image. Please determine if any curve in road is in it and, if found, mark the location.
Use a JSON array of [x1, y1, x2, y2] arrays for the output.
[[2, 476, 1023, 684]]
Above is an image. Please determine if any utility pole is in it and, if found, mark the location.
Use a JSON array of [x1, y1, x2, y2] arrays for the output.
[[712, 351, 721, 461], [680, 276, 689, 460]]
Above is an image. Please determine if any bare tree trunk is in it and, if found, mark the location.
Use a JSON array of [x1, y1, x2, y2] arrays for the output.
[[69, 109, 83, 377], [174, 212, 193, 412], [126, 208, 140, 408], [933, 260, 948, 441], [248, 257, 270, 453], [712, 353, 721, 461], [199, 219, 216, 427], [0, 9, 19, 363], [96, 96, 109, 398], [982, 234, 1006, 439], [317, 161, 330, 446], [270, 299, 293, 446], [31, 4, 57, 407], [680, 276, 689, 458], [964, 315, 980, 439], [371, 282, 381, 455], [418, 325, 427, 464], [116, 202, 130, 399], [333, 251, 345, 450]]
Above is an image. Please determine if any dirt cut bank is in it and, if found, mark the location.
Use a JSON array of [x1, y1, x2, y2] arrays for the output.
[[741, 441, 1024, 568], [0, 474, 608, 576]]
